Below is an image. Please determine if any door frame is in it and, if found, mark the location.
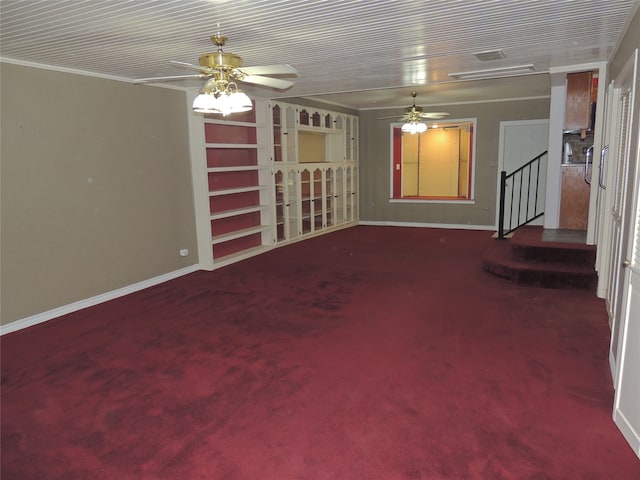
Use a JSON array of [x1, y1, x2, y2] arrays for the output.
[[611, 48, 640, 457], [496, 119, 549, 229]]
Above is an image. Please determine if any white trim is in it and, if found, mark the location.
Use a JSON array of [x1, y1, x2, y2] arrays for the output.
[[549, 61, 607, 75], [187, 92, 213, 270], [613, 408, 640, 457], [0, 57, 190, 91], [496, 119, 549, 227], [360, 95, 550, 111], [448, 64, 536, 80], [587, 63, 609, 244], [388, 199, 476, 205], [388, 118, 477, 200], [543, 73, 568, 229], [358, 220, 495, 231], [0, 265, 200, 336]]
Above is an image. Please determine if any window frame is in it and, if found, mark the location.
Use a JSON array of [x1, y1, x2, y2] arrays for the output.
[[388, 118, 477, 203]]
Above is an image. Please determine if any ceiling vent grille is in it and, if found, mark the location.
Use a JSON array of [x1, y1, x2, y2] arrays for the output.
[[474, 50, 506, 61]]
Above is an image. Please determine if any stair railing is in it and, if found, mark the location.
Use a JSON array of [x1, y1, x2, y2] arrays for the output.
[[498, 151, 548, 239]]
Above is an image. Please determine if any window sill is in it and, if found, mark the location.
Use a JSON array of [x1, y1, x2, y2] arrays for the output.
[[389, 198, 476, 205]]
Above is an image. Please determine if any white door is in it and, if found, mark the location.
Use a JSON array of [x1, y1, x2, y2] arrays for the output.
[[596, 82, 618, 301], [608, 50, 637, 381], [497, 120, 549, 229], [614, 159, 640, 458], [612, 48, 640, 458]]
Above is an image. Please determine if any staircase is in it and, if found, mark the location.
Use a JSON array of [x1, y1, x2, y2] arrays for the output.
[[482, 226, 598, 290]]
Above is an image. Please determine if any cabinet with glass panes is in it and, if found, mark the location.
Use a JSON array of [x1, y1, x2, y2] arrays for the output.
[[269, 101, 358, 246]]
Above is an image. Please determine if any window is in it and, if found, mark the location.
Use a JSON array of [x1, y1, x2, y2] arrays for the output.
[[391, 120, 475, 202]]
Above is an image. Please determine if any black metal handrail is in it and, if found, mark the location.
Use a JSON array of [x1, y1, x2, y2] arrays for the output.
[[498, 151, 547, 239]]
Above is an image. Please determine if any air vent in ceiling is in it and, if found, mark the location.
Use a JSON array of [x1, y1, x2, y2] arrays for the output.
[[474, 49, 506, 61]]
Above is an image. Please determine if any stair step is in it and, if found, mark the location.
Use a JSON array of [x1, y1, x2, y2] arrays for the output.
[[482, 227, 597, 290], [511, 243, 596, 264]]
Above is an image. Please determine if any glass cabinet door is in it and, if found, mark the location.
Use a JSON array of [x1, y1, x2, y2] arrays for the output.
[[351, 117, 358, 161], [272, 104, 282, 163], [345, 117, 352, 161], [311, 111, 322, 127], [274, 169, 285, 241], [351, 166, 358, 221], [334, 167, 345, 225], [284, 105, 297, 163], [345, 167, 353, 223], [313, 168, 323, 230], [300, 168, 312, 234], [324, 167, 335, 228], [324, 112, 333, 129], [334, 115, 344, 133], [299, 108, 309, 126], [286, 169, 300, 239]]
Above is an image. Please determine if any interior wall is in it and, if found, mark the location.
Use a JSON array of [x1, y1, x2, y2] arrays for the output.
[[359, 98, 551, 226], [0, 63, 197, 324], [610, 5, 640, 79]]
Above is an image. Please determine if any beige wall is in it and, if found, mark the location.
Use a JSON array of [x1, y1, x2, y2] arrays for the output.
[[359, 98, 551, 226], [1, 63, 197, 324], [610, 5, 640, 79]]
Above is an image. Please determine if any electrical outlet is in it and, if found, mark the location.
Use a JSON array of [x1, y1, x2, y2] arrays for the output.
[[179, 249, 189, 257]]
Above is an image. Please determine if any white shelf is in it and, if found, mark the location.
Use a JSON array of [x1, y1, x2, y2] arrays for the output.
[[204, 118, 265, 128], [208, 166, 264, 173], [212, 225, 269, 245], [209, 186, 263, 196], [210, 205, 266, 220], [212, 245, 271, 267], [206, 143, 261, 149]]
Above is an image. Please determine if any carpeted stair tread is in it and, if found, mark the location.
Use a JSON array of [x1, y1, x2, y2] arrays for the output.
[[482, 226, 598, 290]]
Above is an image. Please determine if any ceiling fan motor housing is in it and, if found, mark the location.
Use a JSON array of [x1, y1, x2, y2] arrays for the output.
[[199, 51, 243, 69], [405, 105, 423, 115]]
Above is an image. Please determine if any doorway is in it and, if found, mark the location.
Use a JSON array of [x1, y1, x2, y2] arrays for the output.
[[497, 120, 549, 227]]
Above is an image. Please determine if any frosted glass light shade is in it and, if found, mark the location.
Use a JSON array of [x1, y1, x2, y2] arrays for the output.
[[401, 121, 427, 134], [192, 90, 253, 115], [192, 93, 220, 113]]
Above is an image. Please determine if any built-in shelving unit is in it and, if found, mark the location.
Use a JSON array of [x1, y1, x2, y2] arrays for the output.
[[192, 100, 273, 268], [189, 98, 358, 270], [270, 102, 359, 246]]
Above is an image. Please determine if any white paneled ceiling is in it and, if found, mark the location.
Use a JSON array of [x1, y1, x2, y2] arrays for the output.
[[1, 0, 638, 110]]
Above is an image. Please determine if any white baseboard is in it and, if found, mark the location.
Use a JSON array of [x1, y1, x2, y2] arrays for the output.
[[1, 265, 201, 336], [614, 408, 640, 458], [358, 220, 496, 231]]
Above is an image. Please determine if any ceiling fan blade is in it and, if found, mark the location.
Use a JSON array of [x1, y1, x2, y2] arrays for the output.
[[134, 74, 207, 84], [376, 115, 405, 120], [238, 64, 298, 76], [420, 112, 450, 119], [239, 75, 295, 90], [170, 60, 207, 73]]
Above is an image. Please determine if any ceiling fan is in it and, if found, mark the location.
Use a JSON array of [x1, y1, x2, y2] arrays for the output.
[[377, 92, 450, 122], [135, 32, 297, 115], [135, 33, 298, 90]]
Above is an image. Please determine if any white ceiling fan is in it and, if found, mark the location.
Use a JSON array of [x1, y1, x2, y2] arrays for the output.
[[377, 92, 450, 122], [135, 32, 298, 115], [135, 32, 298, 90]]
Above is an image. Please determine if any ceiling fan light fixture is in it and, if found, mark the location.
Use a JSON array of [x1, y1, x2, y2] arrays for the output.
[[216, 90, 253, 115], [401, 121, 427, 134], [192, 78, 253, 115]]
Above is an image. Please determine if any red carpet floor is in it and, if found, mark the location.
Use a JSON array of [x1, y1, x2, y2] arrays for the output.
[[2, 226, 639, 479]]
